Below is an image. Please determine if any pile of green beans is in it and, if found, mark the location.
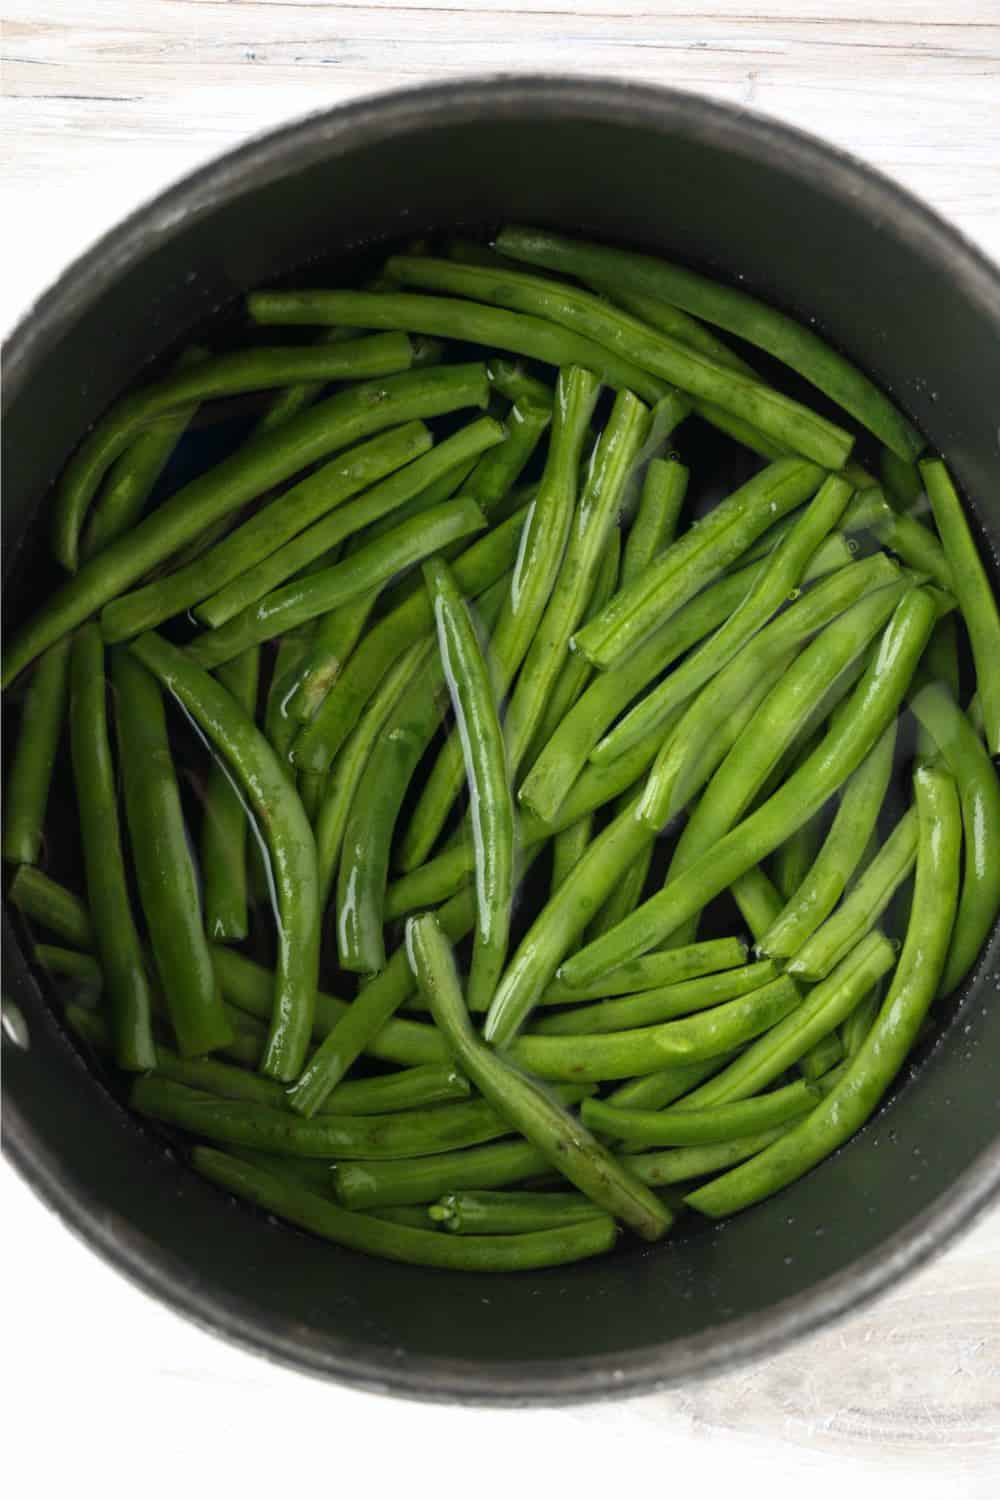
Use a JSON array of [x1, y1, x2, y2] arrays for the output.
[[4, 229, 998, 1273]]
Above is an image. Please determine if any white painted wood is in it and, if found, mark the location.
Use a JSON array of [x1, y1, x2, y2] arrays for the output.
[[3, 2, 999, 1482]]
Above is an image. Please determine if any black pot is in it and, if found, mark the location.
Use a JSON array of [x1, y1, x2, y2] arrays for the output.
[[4, 77, 1000, 1406]]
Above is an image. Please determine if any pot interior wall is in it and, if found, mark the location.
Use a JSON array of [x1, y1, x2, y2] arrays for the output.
[[4, 84, 999, 1400]]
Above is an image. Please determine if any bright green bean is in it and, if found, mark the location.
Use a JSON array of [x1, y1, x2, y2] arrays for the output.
[[583, 1078, 819, 1148], [194, 1147, 616, 1270], [799, 1030, 845, 1080], [575, 458, 825, 671], [2, 636, 71, 864], [621, 456, 689, 587], [561, 588, 936, 984], [910, 682, 1000, 993], [841, 982, 883, 1058], [788, 806, 918, 980], [129, 632, 319, 1081], [465, 399, 551, 508], [687, 763, 960, 1217], [4, 365, 489, 688], [406, 912, 672, 1241], [487, 357, 553, 408], [550, 816, 593, 897], [843, 487, 952, 590], [424, 556, 514, 1014], [920, 458, 1000, 753], [68, 626, 156, 1071], [605, 1053, 740, 1112], [250, 286, 666, 403], [544, 937, 749, 1003], [187, 497, 486, 671], [7, 865, 93, 948], [772, 809, 826, 902], [200, 649, 260, 942], [626, 1126, 794, 1187], [498, 226, 920, 461], [429, 1189, 606, 1235], [758, 718, 896, 961], [389, 255, 853, 468], [530, 960, 782, 1036]]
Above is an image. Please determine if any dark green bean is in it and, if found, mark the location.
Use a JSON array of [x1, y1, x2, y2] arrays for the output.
[[686, 763, 960, 1217], [497, 226, 921, 461], [560, 588, 936, 984], [129, 632, 319, 1081], [113, 648, 233, 1056], [2, 636, 71, 864], [530, 959, 782, 1036], [487, 357, 553, 408], [194, 1147, 616, 1270], [544, 937, 749, 1003], [68, 626, 156, 1071], [7, 865, 93, 948], [389, 255, 853, 468], [465, 399, 551, 508], [4, 365, 489, 688], [583, 1078, 820, 1148], [920, 458, 1000, 754], [334, 1139, 550, 1209], [249, 286, 667, 404], [880, 448, 923, 509], [37, 946, 103, 988], [429, 1190, 606, 1235], [406, 912, 672, 1240], [200, 649, 261, 942], [910, 682, 1000, 993], [621, 456, 689, 587]]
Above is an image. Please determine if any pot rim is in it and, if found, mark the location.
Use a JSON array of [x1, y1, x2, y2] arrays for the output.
[[4, 74, 1000, 1405]]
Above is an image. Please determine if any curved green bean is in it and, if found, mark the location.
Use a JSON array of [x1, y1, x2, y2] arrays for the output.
[[687, 763, 960, 1216], [583, 1079, 820, 1148], [920, 458, 1000, 753], [429, 1190, 606, 1235], [194, 1147, 616, 1270], [787, 806, 918, 980], [4, 365, 489, 688], [910, 682, 1000, 993], [560, 587, 936, 984], [388, 255, 853, 468], [68, 626, 156, 1071], [129, 632, 319, 1081], [250, 286, 666, 404], [200, 649, 260, 942], [406, 912, 672, 1240], [113, 648, 233, 1056], [2, 636, 71, 864], [531, 959, 782, 1036], [497, 226, 921, 461], [7, 865, 93, 948]]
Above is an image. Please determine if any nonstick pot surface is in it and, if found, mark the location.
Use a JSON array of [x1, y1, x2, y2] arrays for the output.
[[4, 78, 1000, 1405]]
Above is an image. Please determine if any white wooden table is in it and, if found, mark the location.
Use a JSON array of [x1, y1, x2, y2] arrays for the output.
[[4, 3, 999, 1490]]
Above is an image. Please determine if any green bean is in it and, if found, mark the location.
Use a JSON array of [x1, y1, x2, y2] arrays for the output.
[[250, 286, 667, 404], [252, 327, 360, 435], [198, 417, 504, 630], [920, 459, 1000, 753], [787, 807, 918, 980], [605, 1053, 740, 1112], [406, 912, 672, 1240], [843, 487, 952, 591], [5, 366, 488, 690], [510, 976, 800, 1083], [549, 816, 593, 897], [487, 357, 553, 408], [730, 865, 784, 944], [772, 811, 826, 902], [68, 626, 156, 1071], [194, 1147, 616, 1270], [7, 865, 93, 948], [389, 255, 854, 468], [186, 497, 487, 671], [519, 559, 768, 823], [113, 649, 233, 1056], [37, 946, 102, 988], [595, 473, 854, 756], [625, 1127, 794, 1187], [758, 718, 896, 961], [334, 1139, 549, 1209], [465, 399, 551, 508], [799, 1030, 844, 1080], [561, 588, 936, 984], [129, 632, 319, 1081], [262, 627, 315, 767], [52, 335, 419, 571], [841, 981, 882, 1058], [424, 557, 515, 1014], [620, 457, 688, 586], [531, 959, 783, 1037], [583, 276, 755, 375], [133, 1073, 581, 1159], [369, 1206, 441, 1229], [483, 797, 654, 1046], [880, 448, 924, 509], [81, 348, 205, 559], [507, 390, 652, 777], [199, 650, 260, 942], [910, 682, 1000, 992], [636, 557, 903, 829], [498, 226, 921, 461], [575, 458, 826, 671], [391, 367, 599, 868], [544, 937, 749, 1003], [583, 1079, 819, 1149], [428, 1189, 606, 1234], [687, 763, 960, 1217], [677, 930, 896, 1108], [2, 636, 71, 864], [290, 501, 528, 775]]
